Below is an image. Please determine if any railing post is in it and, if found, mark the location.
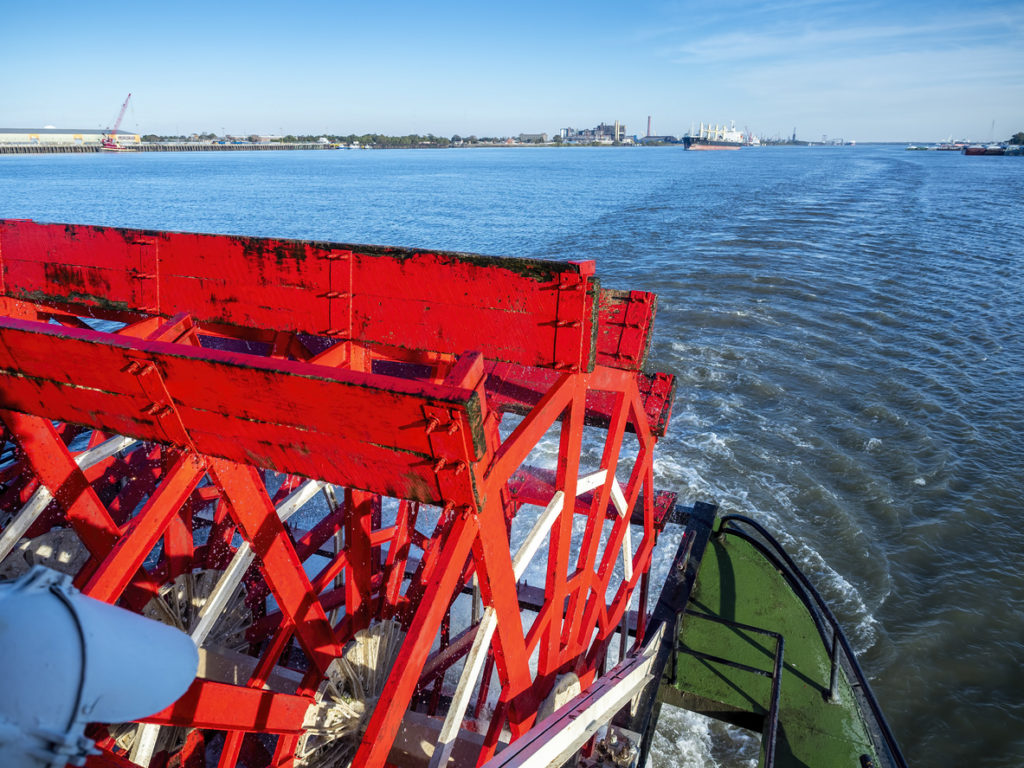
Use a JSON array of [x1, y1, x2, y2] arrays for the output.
[[828, 629, 840, 702]]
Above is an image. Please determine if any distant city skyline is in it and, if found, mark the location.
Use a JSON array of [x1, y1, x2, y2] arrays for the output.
[[2, 0, 1021, 143]]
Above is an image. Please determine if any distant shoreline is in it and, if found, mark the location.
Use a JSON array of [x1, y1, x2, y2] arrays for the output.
[[0, 141, 917, 156]]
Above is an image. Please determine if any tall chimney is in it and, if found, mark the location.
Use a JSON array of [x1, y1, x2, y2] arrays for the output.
[[647, 116, 651, 137]]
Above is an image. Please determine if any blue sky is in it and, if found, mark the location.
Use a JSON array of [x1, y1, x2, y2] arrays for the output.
[[3, 0, 1022, 142]]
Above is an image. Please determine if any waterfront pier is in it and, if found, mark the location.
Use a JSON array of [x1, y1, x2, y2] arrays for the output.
[[0, 142, 334, 155]]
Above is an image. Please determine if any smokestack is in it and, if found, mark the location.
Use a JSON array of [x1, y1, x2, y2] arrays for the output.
[[647, 116, 651, 137]]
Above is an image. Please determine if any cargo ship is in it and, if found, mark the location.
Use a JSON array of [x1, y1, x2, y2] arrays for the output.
[[0, 220, 906, 768], [682, 121, 745, 150]]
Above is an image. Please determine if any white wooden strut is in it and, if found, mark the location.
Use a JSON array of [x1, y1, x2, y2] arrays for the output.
[[0, 435, 137, 563]]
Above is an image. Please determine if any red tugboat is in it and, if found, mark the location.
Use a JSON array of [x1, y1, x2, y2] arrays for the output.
[[100, 93, 135, 152], [963, 143, 1006, 155]]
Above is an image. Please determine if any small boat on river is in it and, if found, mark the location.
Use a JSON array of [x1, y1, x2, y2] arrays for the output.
[[963, 144, 1006, 155]]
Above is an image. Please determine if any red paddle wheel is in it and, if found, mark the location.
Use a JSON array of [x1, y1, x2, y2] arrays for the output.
[[0, 219, 676, 768]]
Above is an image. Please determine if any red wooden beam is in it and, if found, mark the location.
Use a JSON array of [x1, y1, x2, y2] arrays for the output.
[[207, 458, 343, 676], [141, 679, 311, 734], [345, 488, 375, 633], [83, 450, 204, 603], [0, 219, 601, 371], [542, 373, 588, 674], [0, 316, 484, 505], [564, 391, 630, 650], [595, 289, 658, 371], [484, 362, 675, 437], [469, 497, 535, 694]]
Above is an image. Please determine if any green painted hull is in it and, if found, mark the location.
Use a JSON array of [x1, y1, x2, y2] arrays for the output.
[[658, 516, 897, 768]]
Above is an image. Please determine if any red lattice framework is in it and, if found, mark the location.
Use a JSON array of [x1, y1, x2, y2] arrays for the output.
[[0, 219, 676, 768]]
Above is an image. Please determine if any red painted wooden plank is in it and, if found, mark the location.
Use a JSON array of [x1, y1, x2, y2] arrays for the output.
[[155, 349, 482, 458], [347, 252, 588, 369], [130, 406, 449, 502], [484, 362, 675, 438], [1, 220, 667, 375], [0, 317, 486, 504], [0, 219, 157, 310], [469, 498, 535, 692], [141, 679, 311, 734], [160, 272, 331, 336], [1, 220, 603, 370], [638, 371, 675, 438], [595, 289, 657, 371], [1, 220, 143, 270], [348, 248, 589, 369], [0, 375, 156, 440], [0, 316, 484, 448], [157, 231, 330, 295], [344, 488, 375, 632]]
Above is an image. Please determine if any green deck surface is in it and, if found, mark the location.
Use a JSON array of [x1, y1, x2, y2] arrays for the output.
[[659, 528, 880, 768]]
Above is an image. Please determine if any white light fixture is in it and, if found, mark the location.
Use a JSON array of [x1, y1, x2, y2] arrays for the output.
[[0, 566, 199, 768]]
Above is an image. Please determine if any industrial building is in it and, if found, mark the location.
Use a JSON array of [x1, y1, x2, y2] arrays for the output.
[[559, 121, 627, 144], [0, 128, 141, 146]]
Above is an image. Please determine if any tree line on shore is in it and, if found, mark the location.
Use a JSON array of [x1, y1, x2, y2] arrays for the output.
[[280, 134, 466, 147], [275, 134, 561, 147], [139, 133, 521, 147], [139, 130, 1024, 147]]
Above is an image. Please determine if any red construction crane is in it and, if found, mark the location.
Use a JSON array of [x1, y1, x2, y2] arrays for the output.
[[101, 93, 132, 150]]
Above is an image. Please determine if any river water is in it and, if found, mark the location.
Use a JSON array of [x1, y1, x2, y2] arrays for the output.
[[1, 146, 1021, 767]]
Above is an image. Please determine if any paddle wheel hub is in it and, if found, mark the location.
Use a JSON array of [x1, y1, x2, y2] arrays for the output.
[[0, 219, 677, 768]]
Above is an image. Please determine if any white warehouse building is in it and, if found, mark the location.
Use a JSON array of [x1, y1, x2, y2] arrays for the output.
[[0, 128, 142, 146]]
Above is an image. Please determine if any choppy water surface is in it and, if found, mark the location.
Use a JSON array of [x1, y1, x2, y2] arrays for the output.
[[2, 146, 1022, 767]]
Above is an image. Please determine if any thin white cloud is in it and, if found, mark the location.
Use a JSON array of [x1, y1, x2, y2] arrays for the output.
[[675, 42, 1024, 140], [667, 12, 1020, 65]]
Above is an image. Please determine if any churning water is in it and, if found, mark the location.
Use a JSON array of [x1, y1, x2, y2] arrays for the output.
[[2, 145, 1021, 767]]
